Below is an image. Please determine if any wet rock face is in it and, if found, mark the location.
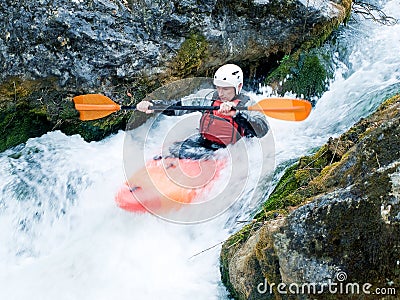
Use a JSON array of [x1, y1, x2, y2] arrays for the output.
[[221, 96, 400, 299], [275, 183, 400, 285], [0, 0, 351, 89], [1, 0, 159, 88]]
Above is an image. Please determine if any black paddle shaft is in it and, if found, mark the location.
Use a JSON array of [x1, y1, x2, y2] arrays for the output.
[[120, 105, 248, 112]]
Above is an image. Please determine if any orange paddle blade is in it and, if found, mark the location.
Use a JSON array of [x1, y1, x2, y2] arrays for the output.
[[73, 94, 121, 121], [249, 98, 312, 121]]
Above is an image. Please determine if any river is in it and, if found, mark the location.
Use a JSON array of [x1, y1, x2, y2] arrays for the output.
[[0, 1, 399, 299]]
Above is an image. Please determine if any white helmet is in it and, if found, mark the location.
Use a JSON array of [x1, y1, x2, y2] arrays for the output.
[[213, 64, 243, 94]]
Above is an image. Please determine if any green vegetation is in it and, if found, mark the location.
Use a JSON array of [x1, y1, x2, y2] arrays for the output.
[[0, 76, 143, 152], [266, 49, 333, 99], [0, 77, 55, 152], [0, 77, 42, 104], [0, 106, 52, 152]]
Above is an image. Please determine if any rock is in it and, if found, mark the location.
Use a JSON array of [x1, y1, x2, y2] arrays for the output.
[[0, 0, 352, 87], [221, 218, 285, 299], [221, 95, 400, 299]]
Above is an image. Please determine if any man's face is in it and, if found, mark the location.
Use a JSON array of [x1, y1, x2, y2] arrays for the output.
[[216, 86, 236, 102]]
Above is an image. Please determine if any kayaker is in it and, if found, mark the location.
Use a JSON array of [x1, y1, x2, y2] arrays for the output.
[[136, 64, 269, 158]]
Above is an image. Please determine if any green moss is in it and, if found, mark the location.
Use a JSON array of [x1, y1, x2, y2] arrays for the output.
[[0, 77, 60, 151], [0, 107, 53, 152], [307, 161, 340, 193], [0, 77, 40, 104], [266, 54, 298, 84], [29, 106, 48, 117], [253, 142, 345, 221], [125, 74, 159, 103], [378, 94, 400, 111], [290, 54, 328, 97], [256, 163, 302, 214], [294, 168, 312, 186], [224, 210, 289, 251], [225, 223, 256, 248], [58, 104, 79, 120], [309, 144, 333, 169], [267, 50, 331, 98], [170, 33, 209, 78]]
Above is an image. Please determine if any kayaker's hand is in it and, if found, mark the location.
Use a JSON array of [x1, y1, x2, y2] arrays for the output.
[[218, 101, 237, 116], [136, 101, 153, 114]]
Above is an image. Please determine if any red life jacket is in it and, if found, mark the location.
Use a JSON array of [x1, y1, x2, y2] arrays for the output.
[[199, 99, 244, 146]]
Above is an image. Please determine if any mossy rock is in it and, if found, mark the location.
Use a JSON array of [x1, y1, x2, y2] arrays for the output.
[[0, 74, 162, 152], [169, 33, 209, 78], [0, 77, 47, 106], [264, 0, 352, 99], [266, 49, 333, 99], [0, 106, 53, 152], [253, 93, 400, 224], [253, 148, 333, 218]]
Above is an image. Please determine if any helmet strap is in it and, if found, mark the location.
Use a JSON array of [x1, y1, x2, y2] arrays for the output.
[[236, 83, 243, 94]]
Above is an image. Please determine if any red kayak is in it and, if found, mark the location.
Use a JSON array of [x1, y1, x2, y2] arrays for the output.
[[115, 156, 226, 214]]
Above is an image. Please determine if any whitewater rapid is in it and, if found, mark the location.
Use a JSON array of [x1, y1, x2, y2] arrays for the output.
[[1, 1, 399, 299]]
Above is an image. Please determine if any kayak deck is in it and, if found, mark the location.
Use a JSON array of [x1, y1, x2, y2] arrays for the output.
[[115, 156, 225, 213]]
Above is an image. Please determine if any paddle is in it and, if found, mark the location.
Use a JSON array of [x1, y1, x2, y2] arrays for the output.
[[73, 94, 312, 121]]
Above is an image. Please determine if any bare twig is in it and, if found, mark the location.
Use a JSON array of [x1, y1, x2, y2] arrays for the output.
[[188, 241, 225, 260], [353, 1, 398, 25], [375, 153, 381, 169], [52, 119, 63, 131]]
